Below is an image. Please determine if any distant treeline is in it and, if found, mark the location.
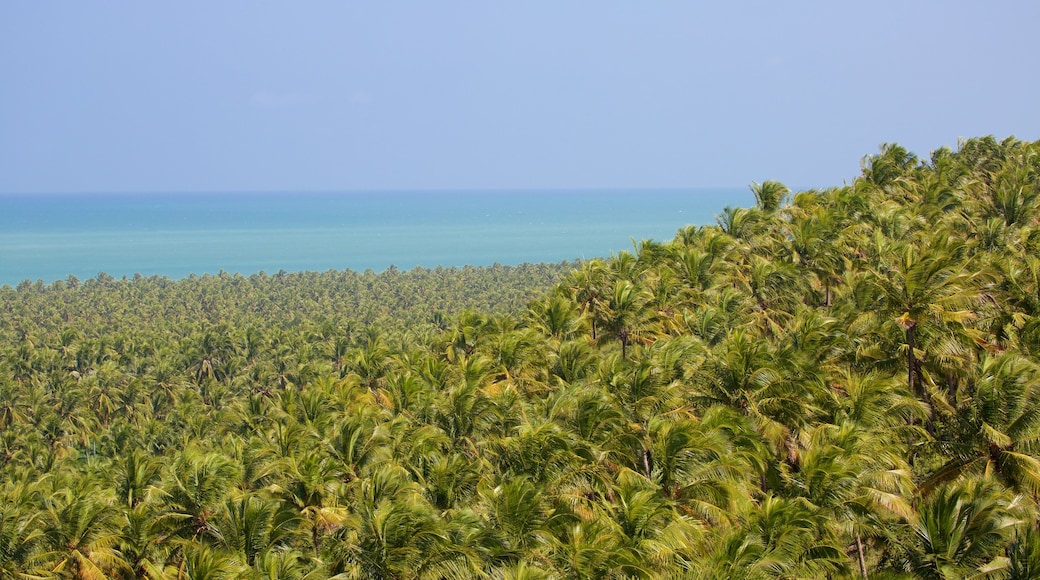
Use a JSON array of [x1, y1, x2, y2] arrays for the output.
[[2, 262, 577, 337]]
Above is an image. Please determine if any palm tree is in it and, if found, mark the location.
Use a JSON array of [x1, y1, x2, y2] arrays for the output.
[[111, 450, 162, 508], [331, 463, 457, 578], [897, 478, 1022, 579], [172, 542, 244, 580], [479, 475, 564, 558], [326, 406, 387, 482], [417, 451, 482, 512], [750, 181, 790, 214], [251, 549, 327, 580], [736, 253, 803, 330], [787, 205, 844, 307], [565, 260, 609, 342], [643, 412, 754, 524], [487, 327, 550, 395], [0, 482, 44, 579], [446, 310, 492, 361], [747, 494, 848, 578], [600, 280, 647, 360], [120, 503, 170, 580], [793, 421, 914, 577], [271, 452, 348, 555], [826, 368, 927, 431], [39, 480, 130, 579], [602, 468, 701, 576], [861, 143, 919, 189], [981, 146, 1039, 227], [868, 238, 982, 401], [157, 449, 241, 542], [1006, 523, 1040, 580], [687, 527, 785, 580], [431, 354, 501, 451], [921, 353, 1040, 497], [211, 495, 302, 567], [560, 384, 627, 471], [526, 294, 583, 344], [716, 205, 765, 242], [490, 560, 556, 580], [692, 328, 810, 450]]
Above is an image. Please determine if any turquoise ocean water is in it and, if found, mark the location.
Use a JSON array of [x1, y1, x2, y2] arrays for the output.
[[0, 189, 751, 287]]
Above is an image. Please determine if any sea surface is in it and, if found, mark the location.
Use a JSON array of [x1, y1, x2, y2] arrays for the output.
[[0, 189, 751, 287]]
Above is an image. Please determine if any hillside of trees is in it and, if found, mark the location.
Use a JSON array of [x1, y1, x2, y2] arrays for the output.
[[2, 135, 1040, 578]]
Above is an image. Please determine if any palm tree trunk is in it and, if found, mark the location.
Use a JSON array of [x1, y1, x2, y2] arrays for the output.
[[856, 533, 868, 578], [907, 323, 938, 433], [906, 324, 917, 396]]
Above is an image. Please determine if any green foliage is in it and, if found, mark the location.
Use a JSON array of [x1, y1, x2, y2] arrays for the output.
[[2, 136, 1040, 577]]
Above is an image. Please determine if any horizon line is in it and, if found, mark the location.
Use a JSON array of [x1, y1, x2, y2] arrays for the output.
[[0, 185, 762, 197]]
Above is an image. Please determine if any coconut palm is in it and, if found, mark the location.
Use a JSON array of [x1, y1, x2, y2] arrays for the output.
[[38, 480, 130, 579], [868, 238, 983, 401], [251, 549, 326, 580], [487, 327, 550, 395], [157, 449, 241, 542], [210, 495, 302, 567], [417, 450, 482, 512], [687, 527, 787, 580], [792, 421, 914, 577], [692, 328, 812, 449], [565, 260, 610, 341], [479, 475, 565, 559], [643, 411, 756, 524], [120, 503, 171, 580], [747, 494, 848, 578], [862, 143, 919, 189], [0, 482, 44, 579], [526, 294, 583, 344], [326, 406, 387, 482], [716, 205, 766, 242], [601, 468, 702, 576], [111, 450, 162, 508], [787, 205, 844, 307], [897, 478, 1022, 579], [1006, 523, 1040, 580], [271, 451, 347, 555], [598, 280, 649, 360], [174, 542, 245, 580], [921, 353, 1040, 497], [750, 181, 790, 214], [331, 463, 459, 578]]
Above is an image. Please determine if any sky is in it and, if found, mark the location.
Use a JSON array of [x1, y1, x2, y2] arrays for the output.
[[1, 2, 1038, 194]]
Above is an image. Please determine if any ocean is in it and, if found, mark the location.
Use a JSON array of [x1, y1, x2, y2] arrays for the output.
[[0, 189, 751, 287]]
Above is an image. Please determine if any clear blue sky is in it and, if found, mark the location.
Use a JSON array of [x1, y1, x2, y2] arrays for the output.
[[2, 2, 1037, 193]]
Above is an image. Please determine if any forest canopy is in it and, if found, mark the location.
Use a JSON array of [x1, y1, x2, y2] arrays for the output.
[[2, 135, 1040, 579]]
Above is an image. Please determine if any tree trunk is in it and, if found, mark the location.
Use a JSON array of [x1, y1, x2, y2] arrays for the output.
[[907, 323, 938, 433], [906, 323, 917, 396], [856, 533, 868, 578]]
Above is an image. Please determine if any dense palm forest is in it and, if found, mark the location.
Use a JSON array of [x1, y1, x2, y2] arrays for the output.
[[3, 136, 1040, 579]]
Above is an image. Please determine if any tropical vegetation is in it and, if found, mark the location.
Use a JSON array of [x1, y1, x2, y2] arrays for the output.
[[2, 135, 1040, 578]]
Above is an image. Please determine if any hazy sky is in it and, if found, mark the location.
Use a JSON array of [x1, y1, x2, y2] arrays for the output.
[[1, 2, 1037, 193]]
